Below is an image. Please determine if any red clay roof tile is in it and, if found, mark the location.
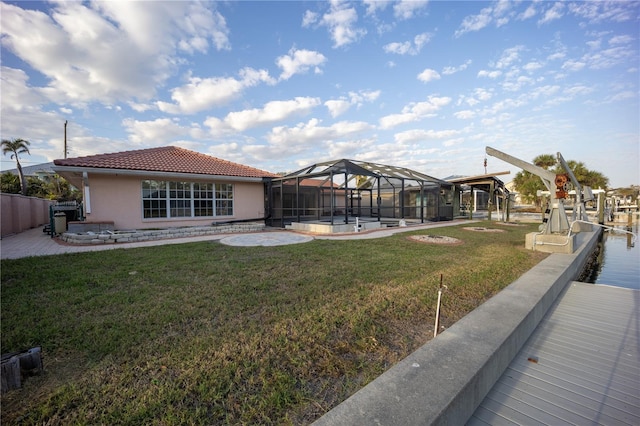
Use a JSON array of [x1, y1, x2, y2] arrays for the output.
[[53, 146, 278, 178]]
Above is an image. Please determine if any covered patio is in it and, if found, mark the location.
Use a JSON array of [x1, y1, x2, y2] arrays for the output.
[[265, 159, 454, 232], [447, 172, 511, 221]]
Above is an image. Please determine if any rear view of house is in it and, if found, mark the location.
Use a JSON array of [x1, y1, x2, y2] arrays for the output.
[[53, 146, 277, 230]]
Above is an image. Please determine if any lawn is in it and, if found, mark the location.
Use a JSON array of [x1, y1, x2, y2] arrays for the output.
[[1, 221, 547, 425]]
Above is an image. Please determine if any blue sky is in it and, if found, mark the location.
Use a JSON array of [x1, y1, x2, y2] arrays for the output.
[[1, 0, 638, 188]]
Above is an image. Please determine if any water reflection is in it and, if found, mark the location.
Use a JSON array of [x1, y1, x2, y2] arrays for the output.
[[590, 223, 639, 290]]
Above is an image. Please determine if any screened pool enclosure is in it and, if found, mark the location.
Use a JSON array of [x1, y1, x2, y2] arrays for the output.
[[265, 159, 454, 230]]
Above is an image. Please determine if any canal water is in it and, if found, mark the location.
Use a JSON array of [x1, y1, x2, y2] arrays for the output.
[[588, 223, 639, 290]]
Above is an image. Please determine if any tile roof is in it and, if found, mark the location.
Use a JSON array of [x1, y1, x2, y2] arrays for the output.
[[53, 146, 278, 178]]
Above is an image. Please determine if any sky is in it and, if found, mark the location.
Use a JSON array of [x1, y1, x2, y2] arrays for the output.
[[1, 0, 638, 188]]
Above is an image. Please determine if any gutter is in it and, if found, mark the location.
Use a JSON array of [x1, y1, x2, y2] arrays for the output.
[[51, 166, 268, 183]]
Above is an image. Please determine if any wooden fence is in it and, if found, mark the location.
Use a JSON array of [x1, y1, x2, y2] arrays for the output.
[[1, 193, 53, 238]]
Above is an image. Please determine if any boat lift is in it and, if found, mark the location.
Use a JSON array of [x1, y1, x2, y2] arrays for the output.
[[485, 146, 598, 253], [486, 146, 574, 234]]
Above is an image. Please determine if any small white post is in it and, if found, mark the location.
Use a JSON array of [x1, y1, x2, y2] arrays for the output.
[[434, 274, 445, 337]]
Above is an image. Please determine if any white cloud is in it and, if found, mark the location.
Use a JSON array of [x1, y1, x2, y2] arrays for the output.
[[563, 84, 594, 98], [474, 88, 493, 101], [383, 32, 432, 55], [538, 2, 564, 25], [157, 68, 275, 114], [128, 102, 155, 113], [583, 46, 637, 70], [394, 129, 460, 144], [502, 75, 535, 92], [123, 117, 191, 144], [95, 1, 230, 51], [276, 48, 327, 80], [220, 97, 321, 132], [455, 6, 493, 37], [442, 60, 472, 75], [523, 61, 544, 72], [325, 100, 352, 117], [324, 89, 381, 117], [454, 110, 476, 120], [393, 0, 429, 20], [363, 0, 391, 16], [529, 85, 561, 100], [547, 51, 566, 61], [0, 2, 230, 106], [301, 10, 319, 27], [326, 138, 375, 159], [519, 4, 537, 20], [458, 87, 493, 107], [609, 35, 634, 46], [586, 40, 602, 50], [477, 70, 502, 79], [305, 1, 366, 48], [0, 67, 48, 112], [379, 96, 451, 129], [567, 1, 636, 24], [455, 1, 517, 37], [267, 118, 372, 148], [417, 68, 441, 83], [0, 66, 67, 145], [561, 60, 586, 72], [495, 45, 524, 69]]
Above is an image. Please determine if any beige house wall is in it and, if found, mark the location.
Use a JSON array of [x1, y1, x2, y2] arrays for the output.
[[83, 173, 266, 230], [0, 193, 53, 237]]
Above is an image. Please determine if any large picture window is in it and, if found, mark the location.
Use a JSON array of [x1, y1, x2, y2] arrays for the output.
[[142, 180, 233, 219]]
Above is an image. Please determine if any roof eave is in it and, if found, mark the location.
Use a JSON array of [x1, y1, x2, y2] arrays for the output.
[[52, 165, 268, 183]]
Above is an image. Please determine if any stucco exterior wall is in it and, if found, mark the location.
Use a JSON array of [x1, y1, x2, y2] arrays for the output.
[[1, 193, 53, 237], [83, 173, 266, 230]]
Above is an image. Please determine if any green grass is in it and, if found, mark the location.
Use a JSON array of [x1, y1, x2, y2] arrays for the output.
[[1, 221, 547, 425]]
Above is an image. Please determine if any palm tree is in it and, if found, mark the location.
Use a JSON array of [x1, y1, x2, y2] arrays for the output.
[[2, 138, 31, 195]]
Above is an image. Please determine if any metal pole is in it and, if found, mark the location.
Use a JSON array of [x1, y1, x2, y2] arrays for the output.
[[64, 120, 68, 158], [344, 172, 349, 224], [434, 274, 444, 338], [330, 171, 335, 225]]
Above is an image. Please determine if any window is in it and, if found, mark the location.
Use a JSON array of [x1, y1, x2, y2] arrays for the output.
[[169, 181, 191, 217], [142, 180, 167, 218], [193, 183, 214, 217], [215, 183, 233, 216], [142, 180, 233, 219]]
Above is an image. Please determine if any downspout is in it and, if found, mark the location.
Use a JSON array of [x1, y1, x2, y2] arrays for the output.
[[83, 172, 91, 215]]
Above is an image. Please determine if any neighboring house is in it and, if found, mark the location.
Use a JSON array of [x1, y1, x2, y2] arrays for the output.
[[4, 162, 56, 179], [53, 146, 277, 230]]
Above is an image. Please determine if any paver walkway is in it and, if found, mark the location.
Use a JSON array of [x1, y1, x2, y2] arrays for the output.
[[1, 220, 476, 260]]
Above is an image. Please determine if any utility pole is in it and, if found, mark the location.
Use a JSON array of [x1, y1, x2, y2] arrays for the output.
[[64, 120, 68, 158]]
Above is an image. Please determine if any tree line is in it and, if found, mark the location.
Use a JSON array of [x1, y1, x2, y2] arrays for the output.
[[1, 138, 81, 201]]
